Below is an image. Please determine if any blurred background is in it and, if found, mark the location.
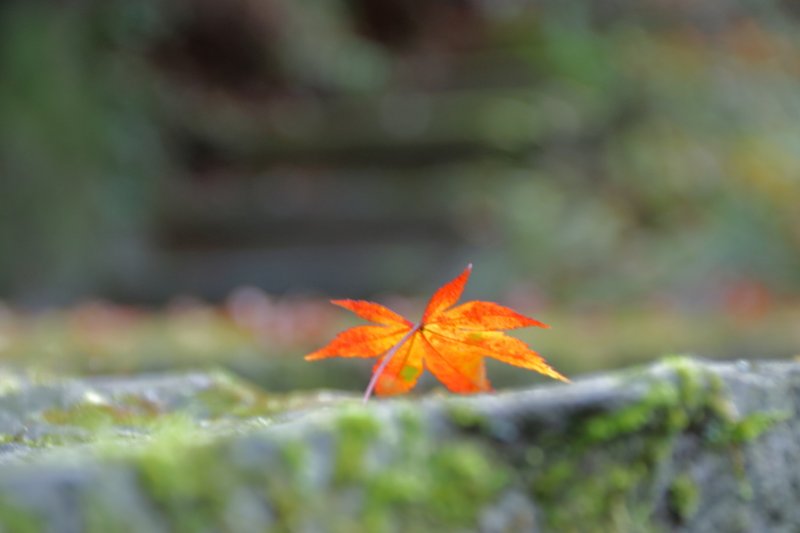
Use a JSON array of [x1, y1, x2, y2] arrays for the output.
[[0, 0, 799, 390]]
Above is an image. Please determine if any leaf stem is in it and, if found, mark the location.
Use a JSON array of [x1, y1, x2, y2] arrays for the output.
[[363, 322, 421, 404]]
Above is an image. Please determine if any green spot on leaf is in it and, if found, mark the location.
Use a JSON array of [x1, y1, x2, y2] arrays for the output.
[[400, 365, 421, 382]]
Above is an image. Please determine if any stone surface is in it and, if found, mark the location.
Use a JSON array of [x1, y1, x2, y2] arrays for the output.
[[0, 357, 797, 532]]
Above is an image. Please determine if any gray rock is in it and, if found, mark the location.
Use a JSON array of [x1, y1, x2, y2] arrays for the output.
[[0, 357, 796, 532]]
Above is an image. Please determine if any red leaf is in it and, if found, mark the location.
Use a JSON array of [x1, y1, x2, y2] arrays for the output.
[[305, 264, 568, 401]]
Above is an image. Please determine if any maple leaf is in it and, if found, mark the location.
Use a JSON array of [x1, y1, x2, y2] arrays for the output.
[[305, 264, 569, 402]]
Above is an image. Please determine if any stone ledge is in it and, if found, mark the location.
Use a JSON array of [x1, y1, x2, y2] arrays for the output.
[[0, 357, 795, 532]]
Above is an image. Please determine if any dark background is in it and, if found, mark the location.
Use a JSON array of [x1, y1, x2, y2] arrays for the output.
[[0, 0, 798, 386]]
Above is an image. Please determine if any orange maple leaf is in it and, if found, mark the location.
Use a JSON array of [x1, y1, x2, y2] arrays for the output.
[[305, 264, 569, 401]]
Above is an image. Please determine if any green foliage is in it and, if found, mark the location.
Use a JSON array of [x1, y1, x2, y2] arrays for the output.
[[668, 474, 699, 522], [0, 1, 164, 298]]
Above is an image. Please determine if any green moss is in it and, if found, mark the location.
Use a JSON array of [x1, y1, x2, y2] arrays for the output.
[[361, 434, 508, 531], [707, 410, 790, 446], [668, 473, 699, 522], [42, 402, 154, 430], [369, 442, 506, 529], [24, 374, 349, 453], [0, 389, 509, 532], [0, 497, 42, 533], [333, 407, 381, 484], [530, 458, 574, 496], [528, 356, 784, 533], [261, 440, 313, 533], [582, 382, 681, 444], [193, 372, 277, 418], [446, 402, 490, 432], [426, 444, 508, 524], [18, 427, 270, 528], [326, 404, 510, 532], [668, 356, 705, 412], [280, 439, 307, 474], [396, 406, 423, 443], [131, 417, 232, 532]]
